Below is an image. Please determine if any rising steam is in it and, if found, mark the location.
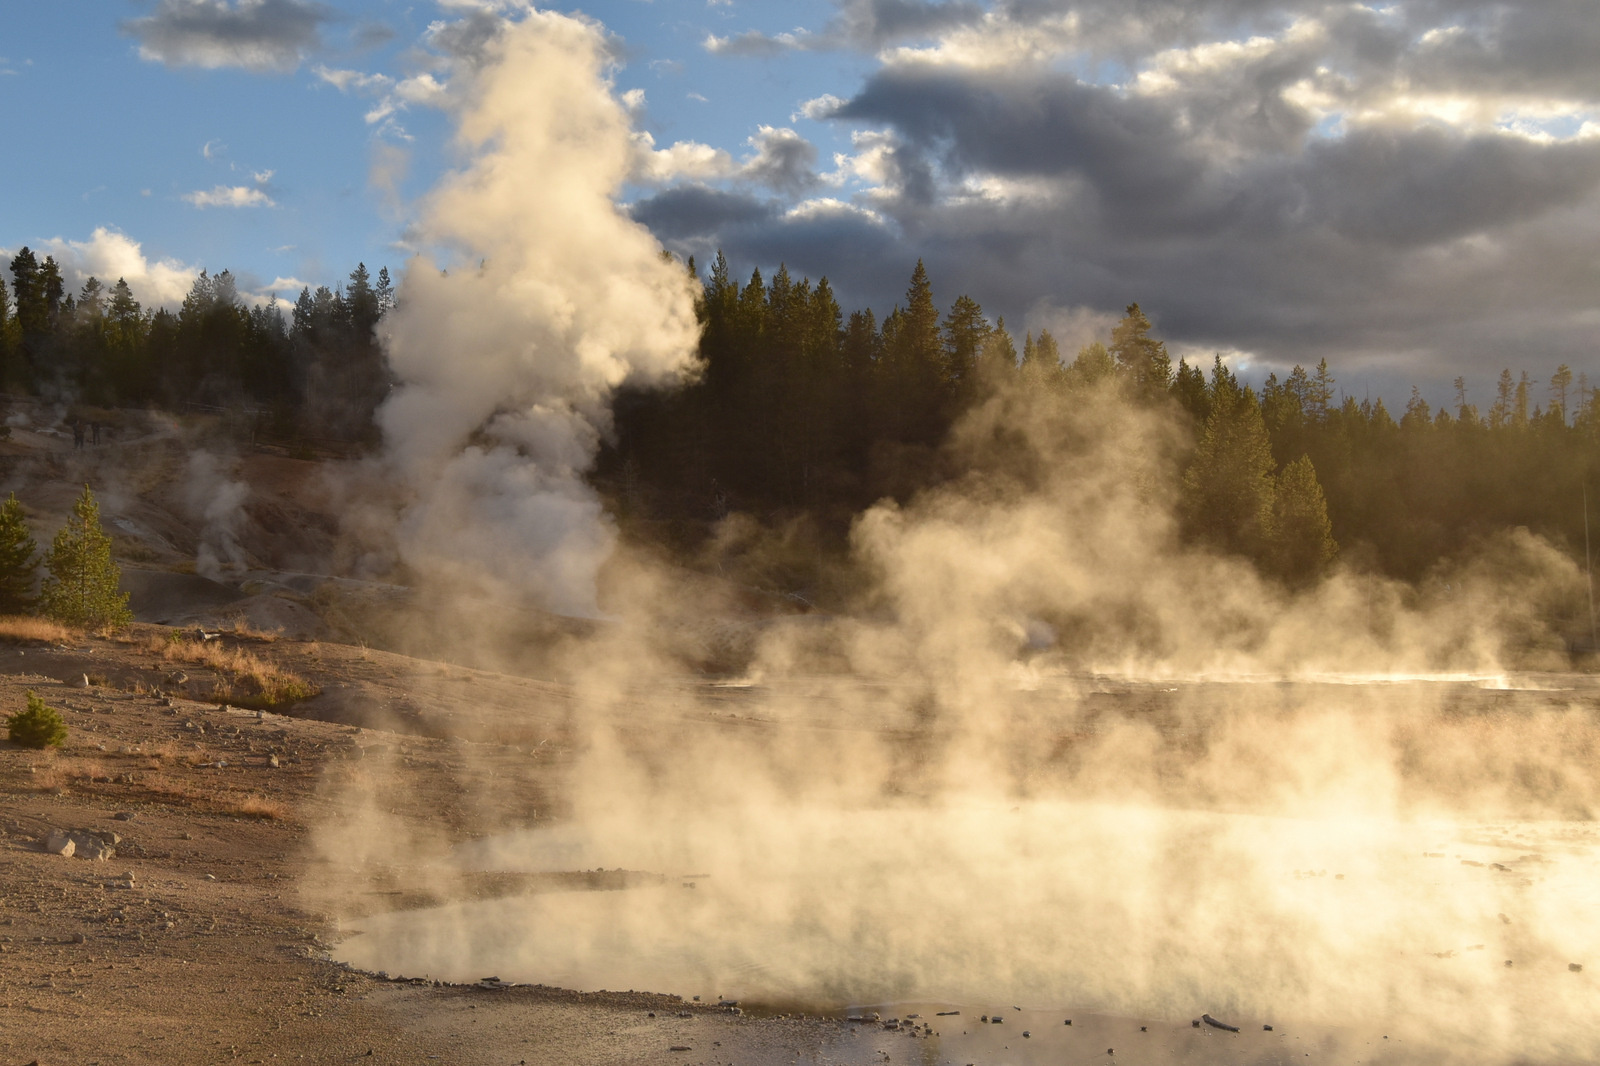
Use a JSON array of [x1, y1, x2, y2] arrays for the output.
[[324, 10, 1600, 1066], [376, 9, 699, 616]]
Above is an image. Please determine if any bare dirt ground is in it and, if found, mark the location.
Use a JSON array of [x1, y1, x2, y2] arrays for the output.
[[0, 628, 879, 1066]]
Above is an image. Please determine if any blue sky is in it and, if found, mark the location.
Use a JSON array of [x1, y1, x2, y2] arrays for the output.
[[2, 1, 861, 301], [5, 1, 1600, 404]]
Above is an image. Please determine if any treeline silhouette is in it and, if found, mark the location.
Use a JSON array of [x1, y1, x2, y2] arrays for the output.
[[603, 254, 1600, 586], [5, 246, 1597, 587], [0, 247, 390, 441]]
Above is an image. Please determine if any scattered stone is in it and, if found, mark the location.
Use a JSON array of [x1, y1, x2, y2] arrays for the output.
[[669, 1046, 692, 1052], [1063, 1019, 1071, 1026], [76, 673, 91, 688], [937, 1011, 960, 1017], [1192, 1020, 1201, 1028], [203, 873, 217, 881], [46, 830, 75, 856], [1202, 1015, 1239, 1033], [74, 838, 113, 861], [1506, 960, 1514, 967], [268, 754, 280, 768], [1023, 1031, 1031, 1038], [1570, 963, 1583, 973], [1264, 1025, 1274, 1031]]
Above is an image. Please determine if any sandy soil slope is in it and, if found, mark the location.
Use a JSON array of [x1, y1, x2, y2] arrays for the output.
[[0, 627, 838, 1066]]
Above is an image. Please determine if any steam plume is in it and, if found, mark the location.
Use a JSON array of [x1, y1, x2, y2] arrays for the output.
[[322, 12, 1600, 1066], [377, 9, 699, 616]]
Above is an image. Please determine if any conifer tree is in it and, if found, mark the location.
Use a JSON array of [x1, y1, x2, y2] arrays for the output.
[[0, 493, 38, 614], [40, 486, 131, 629], [1180, 358, 1276, 556], [1265, 455, 1337, 584], [1110, 302, 1171, 397]]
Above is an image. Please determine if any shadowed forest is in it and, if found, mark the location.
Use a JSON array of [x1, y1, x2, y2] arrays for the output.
[[4, 245, 1598, 592]]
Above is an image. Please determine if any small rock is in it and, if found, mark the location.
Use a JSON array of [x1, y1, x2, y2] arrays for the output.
[[203, 873, 217, 881], [113, 811, 135, 821], [268, 754, 280, 768], [76, 674, 91, 688], [1570, 963, 1583, 973], [68, 832, 115, 861], [45, 830, 75, 857], [1264, 1025, 1274, 1031]]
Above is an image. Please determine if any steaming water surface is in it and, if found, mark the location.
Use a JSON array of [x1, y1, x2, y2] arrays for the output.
[[333, 677, 1600, 1064]]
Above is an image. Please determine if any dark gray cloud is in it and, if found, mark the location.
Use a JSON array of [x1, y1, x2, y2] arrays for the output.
[[656, 0, 1600, 401], [122, 0, 333, 72], [629, 185, 780, 239], [741, 127, 823, 197], [706, 0, 985, 55]]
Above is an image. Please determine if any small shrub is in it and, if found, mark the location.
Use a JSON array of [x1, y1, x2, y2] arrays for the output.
[[7, 692, 67, 749]]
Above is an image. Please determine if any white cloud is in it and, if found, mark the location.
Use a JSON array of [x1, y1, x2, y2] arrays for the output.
[[704, 29, 811, 56], [631, 132, 735, 184], [783, 197, 885, 225], [313, 64, 394, 93], [826, 129, 901, 188], [880, 12, 1079, 69], [183, 185, 277, 208], [16, 228, 199, 309], [795, 94, 846, 121]]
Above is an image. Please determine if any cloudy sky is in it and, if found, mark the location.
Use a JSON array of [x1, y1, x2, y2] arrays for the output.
[[4, 1, 1598, 404]]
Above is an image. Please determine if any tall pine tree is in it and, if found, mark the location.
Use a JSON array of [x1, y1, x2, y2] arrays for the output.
[[40, 486, 131, 629]]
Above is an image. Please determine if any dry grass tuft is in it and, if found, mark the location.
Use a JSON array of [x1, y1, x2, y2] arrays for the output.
[[225, 793, 291, 820], [223, 615, 281, 643], [141, 632, 319, 707], [0, 616, 77, 644]]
